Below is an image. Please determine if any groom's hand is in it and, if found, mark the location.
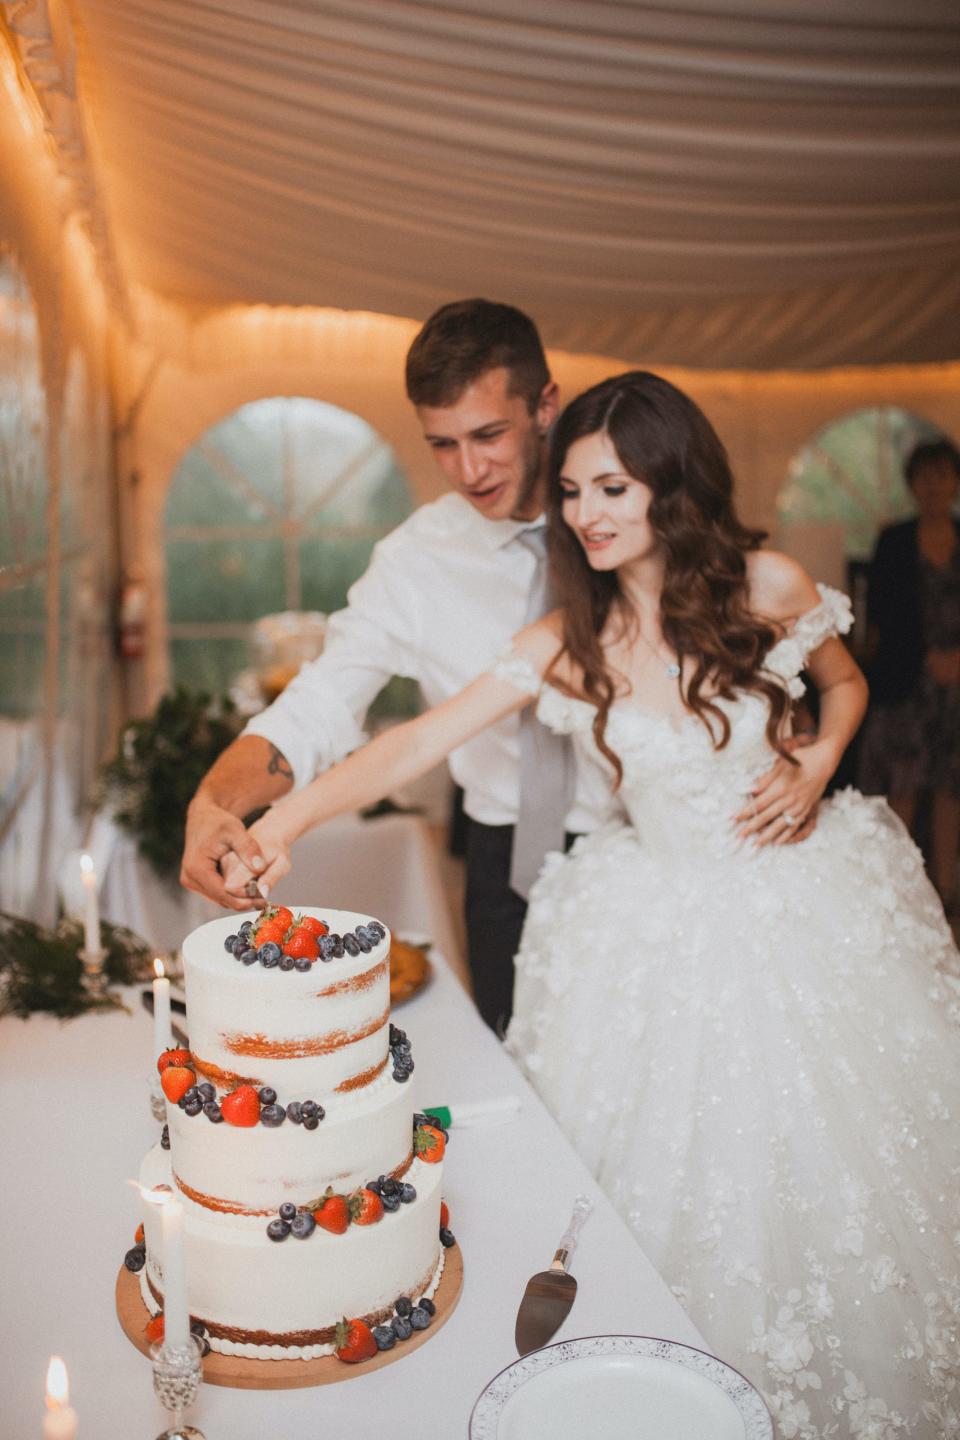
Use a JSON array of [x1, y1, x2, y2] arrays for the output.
[[181, 795, 268, 911]]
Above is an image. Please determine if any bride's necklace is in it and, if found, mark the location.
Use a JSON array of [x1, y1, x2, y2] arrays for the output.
[[638, 626, 681, 679]]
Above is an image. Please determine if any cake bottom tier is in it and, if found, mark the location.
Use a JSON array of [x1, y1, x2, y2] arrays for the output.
[[138, 1145, 444, 1359]]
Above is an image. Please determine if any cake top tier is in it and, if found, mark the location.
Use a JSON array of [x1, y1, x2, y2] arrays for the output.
[[183, 905, 390, 987]]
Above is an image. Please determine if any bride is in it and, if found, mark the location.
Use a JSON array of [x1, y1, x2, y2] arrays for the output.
[[224, 371, 960, 1435]]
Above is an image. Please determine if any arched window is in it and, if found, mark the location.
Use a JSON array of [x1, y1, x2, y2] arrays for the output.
[[164, 397, 413, 699], [777, 406, 951, 563]]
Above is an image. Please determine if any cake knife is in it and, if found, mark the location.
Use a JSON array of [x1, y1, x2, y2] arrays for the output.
[[514, 1194, 593, 1355]]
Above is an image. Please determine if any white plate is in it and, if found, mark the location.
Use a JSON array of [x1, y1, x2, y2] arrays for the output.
[[469, 1335, 772, 1440]]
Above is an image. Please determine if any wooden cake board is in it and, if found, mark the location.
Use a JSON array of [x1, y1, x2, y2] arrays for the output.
[[115, 1244, 463, 1390]]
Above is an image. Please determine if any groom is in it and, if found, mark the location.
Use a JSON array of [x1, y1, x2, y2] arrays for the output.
[[180, 298, 621, 1033]]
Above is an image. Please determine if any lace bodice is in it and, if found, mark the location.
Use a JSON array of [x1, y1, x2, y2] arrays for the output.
[[494, 585, 853, 867]]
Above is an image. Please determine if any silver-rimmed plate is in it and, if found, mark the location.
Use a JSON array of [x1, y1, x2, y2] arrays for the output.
[[469, 1335, 772, 1440]]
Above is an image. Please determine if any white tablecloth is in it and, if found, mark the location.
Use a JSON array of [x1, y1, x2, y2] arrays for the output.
[[0, 954, 706, 1438]]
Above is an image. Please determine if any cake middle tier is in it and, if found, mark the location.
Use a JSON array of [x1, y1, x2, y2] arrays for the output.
[[169, 1067, 415, 1214]]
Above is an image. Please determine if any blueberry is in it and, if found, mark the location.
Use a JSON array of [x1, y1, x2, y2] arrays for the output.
[[369, 921, 386, 940], [160, 1124, 170, 1150], [300, 1100, 317, 1118], [393, 1068, 410, 1084], [266, 1218, 291, 1242], [279, 954, 296, 971], [279, 1202, 297, 1222], [224, 934, 239, 954], [399, 1183, 417, 1204], [197, 1082, 215, 1102], [124, 1246, 146, 1272], [318, 935, 337, 961], [203, 1101, 223, 1123], [190, 1319, 207, 1337], [409, 1306, 431, 1330], [239, 947, 258, 966], [184, 1095, 203, 1117], [364, 1178, 383, 1195], [394, 1296, 413, 1317], [258, 1087, 277, 1105], [330, 933, 345, 958], [439, 1227, 456, 1248], [286, 1101, 303, 1124], [260, 950, 280, 969], [372, 1325, 396, 1351], [342, 933, 360, 957], [258, 941, 282, 963], [380, 1177, 399, 1196], [391, 1315, 413, 1341], [302, 1114, 319, 1131], [184, 1086, 201, 1105], [419, 1296, 436, 1316], [356, 932, 373, 953], [290, 1211, 316, 1239], [260, 1103, 285, 1127], [239, 920, 254, 937], [294, 956, 312, 972], [381, 1193, 400, 1213]]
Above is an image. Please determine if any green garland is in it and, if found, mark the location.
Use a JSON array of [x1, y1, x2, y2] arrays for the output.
[[0, 912, 152, 1019], [99, 686, 245, 881]]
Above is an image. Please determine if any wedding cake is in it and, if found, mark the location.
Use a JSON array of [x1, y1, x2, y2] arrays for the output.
[[132, 906, 449, 1361]]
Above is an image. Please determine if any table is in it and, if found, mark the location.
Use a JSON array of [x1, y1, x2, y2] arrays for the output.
[[1, 956, 705, 1439]]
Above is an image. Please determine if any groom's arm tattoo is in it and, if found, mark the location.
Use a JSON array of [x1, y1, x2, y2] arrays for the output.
[[266, 744, 294, 781]]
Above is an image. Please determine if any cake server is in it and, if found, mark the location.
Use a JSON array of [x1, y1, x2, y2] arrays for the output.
[[515, 1194, 593, 1355]]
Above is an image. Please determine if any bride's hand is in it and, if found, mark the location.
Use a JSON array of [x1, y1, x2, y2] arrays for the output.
[[735, 739, 837, 847], [222, 817, 292, 898]]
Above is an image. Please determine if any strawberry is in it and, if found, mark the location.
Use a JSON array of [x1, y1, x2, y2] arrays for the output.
[[145, 1313, 165, 1344], [160, 1065, 196, 1104], [253, 919, 286, 947], [270, 906, 294, 930], [334, 1317, 377, 1363], [297, 915, 329, 939], [157, 1047, 192, 1075], [414, 1124, 445, 1164], [440, 1201, 449, 1230], [313, 1191, 350, 1235], [135, 1223, 145, 1245], [349, 1188, 384, 1226], [283, 929, 320, 961], [220, 1084, 261, 1127]]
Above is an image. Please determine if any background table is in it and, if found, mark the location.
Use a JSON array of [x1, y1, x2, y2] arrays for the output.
[[1, 952, 706, 1439]]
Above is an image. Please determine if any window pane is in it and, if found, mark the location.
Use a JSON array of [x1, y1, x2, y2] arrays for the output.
[[166, 536, 287, 623]]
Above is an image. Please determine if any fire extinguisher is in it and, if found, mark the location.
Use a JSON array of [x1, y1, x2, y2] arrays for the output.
[[117, 572, 147, 658]]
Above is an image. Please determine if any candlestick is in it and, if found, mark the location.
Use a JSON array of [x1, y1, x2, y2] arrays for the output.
[[79, 854, 100, 957], [159, 1191, 190, 1352], [152, 958, 173, 1060], [43, 1356, 78, 1440]]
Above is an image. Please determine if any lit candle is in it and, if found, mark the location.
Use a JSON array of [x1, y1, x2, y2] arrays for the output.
[[145, 1187, 190, 1352], [152, 958, 172, 1061], [78, 854, 100, 957], [43, 1356, 78, 1440]]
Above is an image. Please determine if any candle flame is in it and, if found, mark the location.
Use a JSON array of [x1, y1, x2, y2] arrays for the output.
[[153, 956, 166, 980], [79, 853, 94, 876], [45, 1355, 69, 1408]]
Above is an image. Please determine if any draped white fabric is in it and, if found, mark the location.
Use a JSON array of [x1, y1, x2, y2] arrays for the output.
[[8, 0, 958, 369]]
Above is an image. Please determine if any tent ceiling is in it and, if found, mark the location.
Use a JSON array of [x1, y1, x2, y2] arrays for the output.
[[9, 0, 960, 367]]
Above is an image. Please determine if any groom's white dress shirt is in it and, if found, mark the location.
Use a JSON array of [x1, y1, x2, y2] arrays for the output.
[[243, 492, 619, 834]]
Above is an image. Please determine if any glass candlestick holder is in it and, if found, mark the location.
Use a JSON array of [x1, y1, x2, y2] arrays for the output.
[[148, 1074, 167, 1123], [150, 1334, 206, 1440], [80, 946, 108, 999]]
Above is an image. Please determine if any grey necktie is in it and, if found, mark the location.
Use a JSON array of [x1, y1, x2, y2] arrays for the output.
[[509, 528, 575, 899]]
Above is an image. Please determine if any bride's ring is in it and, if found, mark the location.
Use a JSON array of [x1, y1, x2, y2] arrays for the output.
[[783, 812, 798, 827]]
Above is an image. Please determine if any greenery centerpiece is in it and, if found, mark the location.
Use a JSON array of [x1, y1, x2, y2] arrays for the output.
[[0, 913, 152, 1019]]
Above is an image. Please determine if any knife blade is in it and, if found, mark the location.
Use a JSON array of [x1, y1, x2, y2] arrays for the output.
[[515, 1194, 593, 1355], [140, 989, 190, 1049]]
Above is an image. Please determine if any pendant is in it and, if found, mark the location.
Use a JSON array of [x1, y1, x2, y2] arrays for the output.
[[666, 663, 681, 678]]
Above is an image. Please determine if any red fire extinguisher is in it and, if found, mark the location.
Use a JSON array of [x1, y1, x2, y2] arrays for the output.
[[117, 573, 147, 658]]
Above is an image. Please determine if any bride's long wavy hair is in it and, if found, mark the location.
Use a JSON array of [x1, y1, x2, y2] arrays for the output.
[[545, 371, 793, 785]]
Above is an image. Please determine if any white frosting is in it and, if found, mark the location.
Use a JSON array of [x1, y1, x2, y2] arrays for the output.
[[182, 908, 391, 1094], [139, 903, 446, 1362]]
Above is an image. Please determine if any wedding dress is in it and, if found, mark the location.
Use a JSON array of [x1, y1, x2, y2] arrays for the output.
[[499, 587, 960, 1438]]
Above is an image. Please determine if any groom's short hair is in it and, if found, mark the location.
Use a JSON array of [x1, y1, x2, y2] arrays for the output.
[[405, 299, 550, 414]]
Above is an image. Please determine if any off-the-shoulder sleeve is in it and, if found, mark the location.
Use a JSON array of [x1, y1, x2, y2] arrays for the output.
[[764, 583, 854, 696], [489, 646, 543, 697]]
